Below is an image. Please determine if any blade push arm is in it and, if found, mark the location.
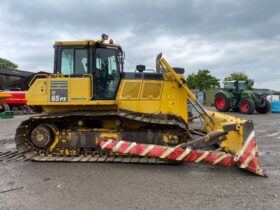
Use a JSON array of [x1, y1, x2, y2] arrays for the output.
[[157, 54, 215, 124]]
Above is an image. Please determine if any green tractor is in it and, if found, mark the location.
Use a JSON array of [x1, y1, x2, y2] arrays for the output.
[[214, 80, 271, 114]]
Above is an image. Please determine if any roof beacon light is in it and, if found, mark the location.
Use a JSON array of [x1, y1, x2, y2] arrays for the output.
[[102, 34, 109, 41]]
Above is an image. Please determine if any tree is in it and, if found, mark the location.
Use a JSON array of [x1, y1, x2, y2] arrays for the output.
[[224, 72, 254, 89], [0, 57, 18, 69], [186, 69, 220, 90]]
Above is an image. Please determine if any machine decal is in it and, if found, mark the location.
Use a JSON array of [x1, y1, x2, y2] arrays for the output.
[[50, 81, 68, 102]]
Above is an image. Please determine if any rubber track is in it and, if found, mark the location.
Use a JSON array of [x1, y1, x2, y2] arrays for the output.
[[15, 111, 186, 163]]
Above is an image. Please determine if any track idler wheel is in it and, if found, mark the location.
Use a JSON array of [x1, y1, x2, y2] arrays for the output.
[[31, 124, 56, 149]]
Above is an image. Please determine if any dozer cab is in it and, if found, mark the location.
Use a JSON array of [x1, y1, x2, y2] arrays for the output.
[[215, 80, 271, 114], [15, 34, 266, 176]]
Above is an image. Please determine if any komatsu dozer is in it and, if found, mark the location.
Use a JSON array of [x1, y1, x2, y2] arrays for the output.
[[15, 34, 266, 176]]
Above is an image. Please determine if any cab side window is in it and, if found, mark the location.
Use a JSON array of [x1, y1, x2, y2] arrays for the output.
[[60, 48, 88, 75], [61, 49, 74, 74]]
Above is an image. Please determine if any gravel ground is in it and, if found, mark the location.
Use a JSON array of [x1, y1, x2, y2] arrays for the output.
[[0, 112, 279, 210]]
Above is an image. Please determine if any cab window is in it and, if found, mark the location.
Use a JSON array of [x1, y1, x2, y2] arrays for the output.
[[61, 49, 73, 74], [224, 82, 235, 90], [60, 48, 88, 75]]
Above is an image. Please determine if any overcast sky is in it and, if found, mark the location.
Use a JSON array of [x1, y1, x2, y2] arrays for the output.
[[0, 0, 279, 90]]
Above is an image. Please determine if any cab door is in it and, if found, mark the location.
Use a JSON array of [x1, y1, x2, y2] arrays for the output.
[[94, 47, 121, 100]]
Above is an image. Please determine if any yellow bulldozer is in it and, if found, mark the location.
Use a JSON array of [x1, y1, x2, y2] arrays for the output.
[[15, 34, 265, 176]]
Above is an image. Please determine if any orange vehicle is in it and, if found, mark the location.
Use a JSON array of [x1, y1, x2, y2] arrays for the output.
[[0, 92, 12, 111], [1, 91, 33, 114]]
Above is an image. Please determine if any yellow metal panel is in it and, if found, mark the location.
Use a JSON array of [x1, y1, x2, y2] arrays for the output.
[[117, 80, 188, 123], [41, 103, 117, 113], [55, 40, 95, 46], [118, 100, 162, 113], [160, 81, 188, 123], [119, 80, 142, 100], [26, 79, 48, 103], [204, 110, 247, 154], [47, 77, 92, 103], [69, 78, 91, 102], [140, 81, 163, 100], [54, 40, 119, 47]]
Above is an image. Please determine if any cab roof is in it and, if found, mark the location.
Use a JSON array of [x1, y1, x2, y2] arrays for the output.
[[54, 40, 120, 48]]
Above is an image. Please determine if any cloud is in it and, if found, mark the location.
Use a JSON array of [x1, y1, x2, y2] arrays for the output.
[[0, 0, 279, 89]]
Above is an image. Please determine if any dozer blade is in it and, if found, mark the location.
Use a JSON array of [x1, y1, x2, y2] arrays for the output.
[[100, 139, 234, 167], [204, 110, 266, 177], [156, 56, 265, 176], [234, 129, 265, 176], [100, 131, 266, 177]]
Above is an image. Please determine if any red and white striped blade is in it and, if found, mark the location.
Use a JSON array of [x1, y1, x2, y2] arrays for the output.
[[100, 139, 234, 168], [235, 131, 266, 177], [100, 137, 266, 176]]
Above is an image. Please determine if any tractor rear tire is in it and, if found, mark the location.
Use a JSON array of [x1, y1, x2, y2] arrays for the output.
[[256, 99, 271, 114], [214, 93, 230, 112], [238, 98, 255, 114]]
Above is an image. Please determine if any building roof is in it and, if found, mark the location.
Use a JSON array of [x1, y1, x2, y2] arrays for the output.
[[0, 68, 33, 77], [2, 71, 49, 91]]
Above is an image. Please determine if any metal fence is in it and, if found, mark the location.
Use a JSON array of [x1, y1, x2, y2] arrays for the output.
[[191, 89, 220, 106], [205, 89, 220, 105]]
